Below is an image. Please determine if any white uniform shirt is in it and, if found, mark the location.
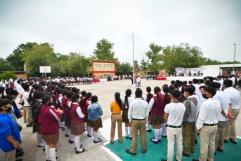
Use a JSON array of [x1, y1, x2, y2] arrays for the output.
[[128, 98, 149, 121], [136, 77, 141, 83], [164, 102, 185, 126], [22, 91, 30, 106], [214, 90, 230, 121], [223, 87, 240, 109], [196, 98, 222, 130]]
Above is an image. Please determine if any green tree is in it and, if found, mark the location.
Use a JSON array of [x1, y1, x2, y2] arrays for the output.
[[116, 62, 132, 75], [70, 53, 91, 76], [22, 43, 55, 76], [0, 58, 14, 71], [0, 71, 16, 80], [6, 42, 36, 71], [140, 56, 149, 76], [93, 39, 116, 61], [145, 43, 163, 73], [162, 43, 204, 73], [134, 60, 140, 73]]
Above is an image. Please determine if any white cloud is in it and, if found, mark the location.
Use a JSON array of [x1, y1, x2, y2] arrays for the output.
[[0, 0, 240, 63]]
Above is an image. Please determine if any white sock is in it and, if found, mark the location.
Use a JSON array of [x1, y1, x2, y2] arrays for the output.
[[74, 135, 81, 151], [129, 127, 132, 137], [45, 145, 50, 160], [85, 123, 87, 131], [37, 133, 44, 146], [49, 148, 56, 161], [93, 131, 98, 141], [69, 134, 74, 141], [154, 129, 159, 141], [158, 128, 162, 140], [162, 124, 167, 136], [125, 127, 128, 136], [148, 124, 152, 130], [65, 128, 70, 136], [146, 123, 149, 130], [87, 126, 92, 136]]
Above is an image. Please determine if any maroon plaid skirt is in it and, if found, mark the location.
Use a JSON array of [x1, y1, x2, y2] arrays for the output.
[[150, 114, 164, 126], [89, 118, 103, 130], [71, 123, 85, 135], [43, 134, 59, 145]]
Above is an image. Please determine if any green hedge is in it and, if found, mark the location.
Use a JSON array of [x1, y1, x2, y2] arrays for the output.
[[0, 71, 16, 80]]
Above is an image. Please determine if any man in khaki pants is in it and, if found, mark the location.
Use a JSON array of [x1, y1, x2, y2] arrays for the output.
[[194, 86, 222, 161], [182, 86, 198, 156], [223, 79, 240, 144], [126, 88, 149, 155], [212, 82, 230, 152]]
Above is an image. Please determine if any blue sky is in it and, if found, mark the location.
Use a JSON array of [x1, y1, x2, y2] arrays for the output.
[[0, 0, 241, 63]]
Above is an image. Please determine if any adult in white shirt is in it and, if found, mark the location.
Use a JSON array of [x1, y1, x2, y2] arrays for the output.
[[195, 86, 222, 161], [126, 88, 149, 155], [161, 89, 185, 161], [212, 82, 230, 152], [223, 79, 240, 144], [136, 76, 141, 88], [20, 83, 32, 127]]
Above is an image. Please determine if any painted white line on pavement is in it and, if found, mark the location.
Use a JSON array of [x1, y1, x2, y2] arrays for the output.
[[101, 146, 123, 161]]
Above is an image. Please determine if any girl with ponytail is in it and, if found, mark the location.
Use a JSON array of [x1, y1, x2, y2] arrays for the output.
[[122, 89, 134, 139], [110, 92, 124, 144]]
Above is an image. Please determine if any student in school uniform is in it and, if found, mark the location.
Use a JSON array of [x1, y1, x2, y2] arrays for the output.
[[87, 95, 103, 143], [149, 87, 165, 144], [193, 86, 222, 161], [126, 88, 149, 155], [110, 92, 123, 144], [64, 91, 74, 143], [161, 89, 185, 161], [211, 82, 230, 152], [80, 92, 92, 137], [182, 86, 198, 157], [145, 87, 153, 132], [38, 95, 63, 161], [122, 89, 134, 139], [70, 94, 86, 154], [223, 79, 240, 144], [161, 84, 171, 137]]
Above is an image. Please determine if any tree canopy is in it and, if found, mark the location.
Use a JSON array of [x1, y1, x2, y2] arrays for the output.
[[93, 39, 116, 61], [0, 40, 238, 77]]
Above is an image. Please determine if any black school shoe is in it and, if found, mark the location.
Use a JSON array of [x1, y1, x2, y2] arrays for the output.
[[229, 139, 237, 144], [16, 149, 24, 158], [217, 148, 224, 152], [182, 152, 191, 157], [125, 149, 136, 155], [87, 134, 92, 138], [93, 138, 102, 144], [146, 129, 152, 132], [69, 139, 74, 144], [150, 138, 159, 144], [75, 147, 86, 154]]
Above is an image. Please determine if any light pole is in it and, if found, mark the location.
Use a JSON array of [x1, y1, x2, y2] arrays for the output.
[[132, 33, 135, 84], [233, 43, 236, 74]]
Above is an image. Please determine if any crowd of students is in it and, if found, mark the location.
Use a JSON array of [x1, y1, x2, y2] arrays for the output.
[[0, 79, 104, 161], [0, 76, 240, 161], [109, 77, 240, 161]]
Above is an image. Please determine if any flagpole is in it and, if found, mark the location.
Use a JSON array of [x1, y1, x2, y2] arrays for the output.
[[132, 33, 135, 85]]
